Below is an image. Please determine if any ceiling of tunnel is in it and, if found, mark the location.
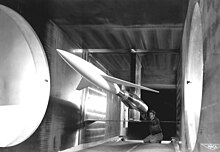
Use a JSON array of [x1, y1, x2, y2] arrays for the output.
[[1, 0, 189, 90], [49, 0, 188, 25], [48, 0, 189, 89]]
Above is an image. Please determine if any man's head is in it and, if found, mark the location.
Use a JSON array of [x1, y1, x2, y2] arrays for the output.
[[149, 110, 156, 120]]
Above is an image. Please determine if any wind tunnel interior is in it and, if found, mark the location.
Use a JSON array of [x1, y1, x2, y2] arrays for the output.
[[0, 1, 186, 152], [2, 0, 220, 152]]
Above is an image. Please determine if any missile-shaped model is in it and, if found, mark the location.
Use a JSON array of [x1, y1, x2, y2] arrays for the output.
[[57, 49, 159, 113]]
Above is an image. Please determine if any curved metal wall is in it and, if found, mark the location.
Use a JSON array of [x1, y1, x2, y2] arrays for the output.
[[0, 5, 50, 147], [182, 0, 220, 151]]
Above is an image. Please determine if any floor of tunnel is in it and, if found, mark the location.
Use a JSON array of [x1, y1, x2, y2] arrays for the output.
[[73, 140, 176, 152]]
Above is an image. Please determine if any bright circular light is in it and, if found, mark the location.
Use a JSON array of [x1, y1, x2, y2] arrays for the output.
[[0, 5, 50, 147]]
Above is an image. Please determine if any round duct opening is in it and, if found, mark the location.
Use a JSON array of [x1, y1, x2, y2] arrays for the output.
[[184, 2, 203, 151], [0, 5, 50, 147]]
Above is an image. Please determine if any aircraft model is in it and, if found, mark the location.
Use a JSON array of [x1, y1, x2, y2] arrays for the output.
[[57, 49, 159, 113]]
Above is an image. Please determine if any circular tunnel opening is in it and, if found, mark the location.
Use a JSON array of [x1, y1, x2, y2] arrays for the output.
[[0, 5, 50, 147], [184, 3, 203, 151]]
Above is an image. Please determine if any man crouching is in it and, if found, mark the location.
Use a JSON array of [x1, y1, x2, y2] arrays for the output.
[[143, 110, 163, 143]]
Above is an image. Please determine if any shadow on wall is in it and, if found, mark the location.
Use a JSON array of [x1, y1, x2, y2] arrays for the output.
[[0, 97, 83, 152]]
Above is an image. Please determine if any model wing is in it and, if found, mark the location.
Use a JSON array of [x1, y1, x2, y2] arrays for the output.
[[76, 77, 93, 90], [102, 74, 159, 93]]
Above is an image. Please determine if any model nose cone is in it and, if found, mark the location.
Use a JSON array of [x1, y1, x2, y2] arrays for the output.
[[56, 49, 79, 69], [57, 49, 64, 54], [57, 49, 67, 59]]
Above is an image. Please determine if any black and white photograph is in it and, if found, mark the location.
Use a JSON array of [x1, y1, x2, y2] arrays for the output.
[[0, 0, 219, 151]]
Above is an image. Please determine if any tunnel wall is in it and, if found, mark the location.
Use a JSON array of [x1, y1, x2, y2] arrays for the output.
[[44, 21, 121, 149], [105, 94, 121, 139], [79, 85, 121, 144], [44, 22, 121, 145], [182, 0, 220, 151], [196, 0, 220, 151]]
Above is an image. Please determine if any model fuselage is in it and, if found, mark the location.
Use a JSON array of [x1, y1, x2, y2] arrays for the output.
[[57, 49, 150, 113]]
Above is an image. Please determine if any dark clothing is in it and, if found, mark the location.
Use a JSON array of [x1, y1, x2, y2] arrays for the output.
[[143, 133, 163, 143], [149, 117, 162, 135], [143, 116, 163, 143]]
